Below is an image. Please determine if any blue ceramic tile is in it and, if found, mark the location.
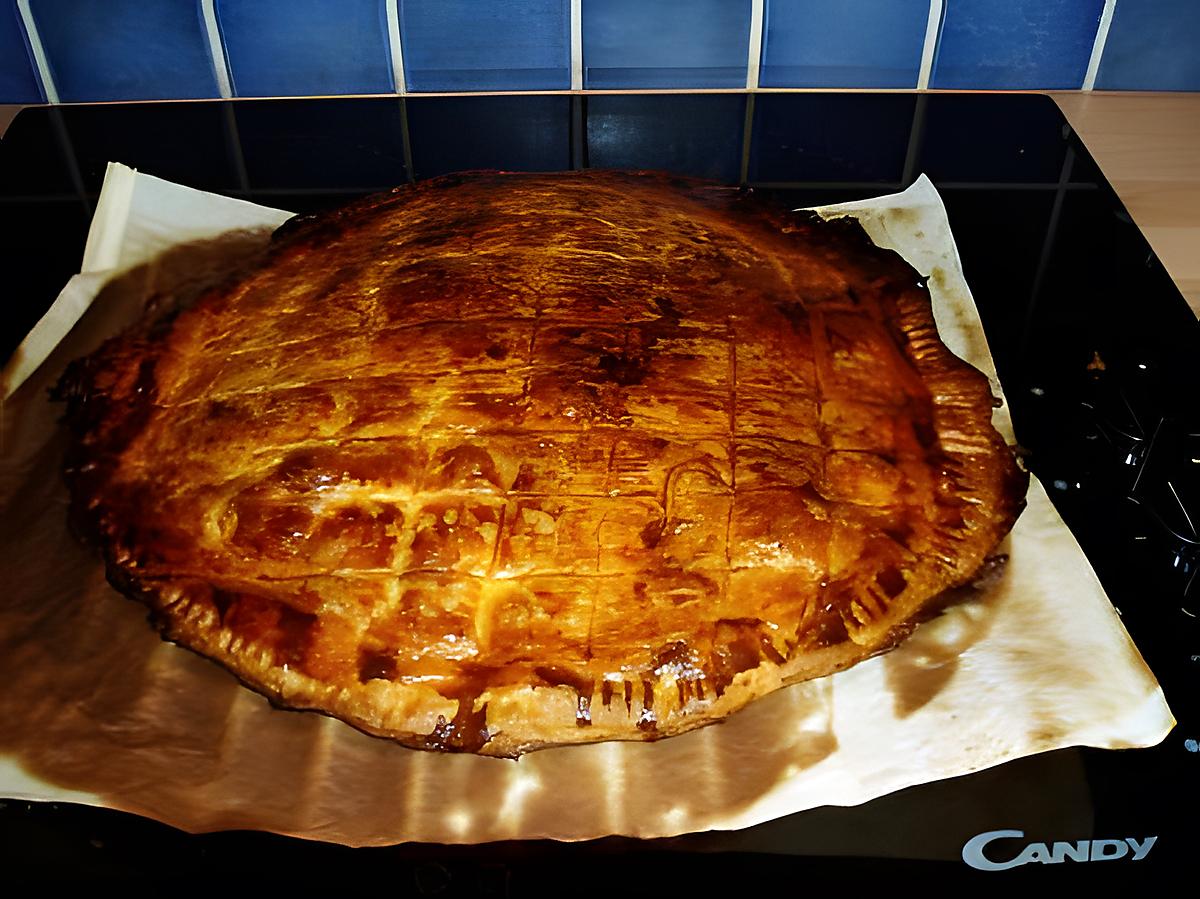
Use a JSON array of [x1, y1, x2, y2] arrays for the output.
[[760, 0, 928, 89], [400, 0, 569, 91], [586, 95, 745, 183], [217, 0, 394, 97], [406, 96, 569, 179], [1096, 0, 1200, 91], [749, 94, 916, 183], [0, 2, 42, 102], [932, 0, 1104, 89], [235, 98, 406, 189], [584, 0, 752, 88], [30, 0, 220, 102]]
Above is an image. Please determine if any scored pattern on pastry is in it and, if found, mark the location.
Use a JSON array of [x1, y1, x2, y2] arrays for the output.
[[59, 171, 1026, 756]]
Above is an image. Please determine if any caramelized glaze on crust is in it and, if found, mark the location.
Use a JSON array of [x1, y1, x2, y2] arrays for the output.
[[58, 171, 1027, 756]]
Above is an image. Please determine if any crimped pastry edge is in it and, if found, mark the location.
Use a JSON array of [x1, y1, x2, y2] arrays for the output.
[[59, 171, 1028, 757]]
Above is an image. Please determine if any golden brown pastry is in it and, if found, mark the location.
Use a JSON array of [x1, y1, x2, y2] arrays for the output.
[[57, 171, 1026, 757]]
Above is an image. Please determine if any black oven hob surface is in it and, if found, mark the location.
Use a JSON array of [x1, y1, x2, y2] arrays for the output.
[[1, 93, 1196, 882]]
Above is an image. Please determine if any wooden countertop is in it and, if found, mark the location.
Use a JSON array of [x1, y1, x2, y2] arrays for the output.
[[3, 92, 1198, 314], [1052, 92, 1200, 316]]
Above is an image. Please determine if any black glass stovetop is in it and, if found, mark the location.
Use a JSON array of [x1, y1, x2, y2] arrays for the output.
[[0, 93, 1196, 883]]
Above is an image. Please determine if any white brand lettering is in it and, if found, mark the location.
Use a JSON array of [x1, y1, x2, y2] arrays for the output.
[[1128, 836, 1158, 860], [962, 830, 1158, 870], [1050, 841, 1088, 863], [1091, 839, 1128, 861]]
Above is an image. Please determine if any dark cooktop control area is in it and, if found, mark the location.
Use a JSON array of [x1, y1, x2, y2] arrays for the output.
[[0, 93, 1196, 883]]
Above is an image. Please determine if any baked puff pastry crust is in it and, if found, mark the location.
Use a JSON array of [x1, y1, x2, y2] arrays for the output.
[[57, 171, 1027, 757]]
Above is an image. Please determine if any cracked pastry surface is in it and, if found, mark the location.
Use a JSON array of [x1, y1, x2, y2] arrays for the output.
[[57, 171, 1027, 757]]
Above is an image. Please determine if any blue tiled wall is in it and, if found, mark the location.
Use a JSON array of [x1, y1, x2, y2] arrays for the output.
[[28, 0, 221, 102], [931, 0, 1106, 90], [1095, 0, 1200, 91], [401, 0, 571, 92], [760, 0, 929, 89], [2, 0, 1198, 103], [217, 0, 395, 97], [0, 2, 41, 102], [582, 0, 752, 89]]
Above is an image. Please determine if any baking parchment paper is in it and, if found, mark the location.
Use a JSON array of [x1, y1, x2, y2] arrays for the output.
[[0, 164, 1175, 846]]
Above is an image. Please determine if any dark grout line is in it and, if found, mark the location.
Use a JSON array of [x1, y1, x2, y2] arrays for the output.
[[398, 97, 415, 183], [221, 103, 250, 192], [901, 93, 928, 185], [1019, 144, 1078, 362], [738, 94, 755, 186], [46, 107, 91, 215], [570, 95, 585, 170]]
